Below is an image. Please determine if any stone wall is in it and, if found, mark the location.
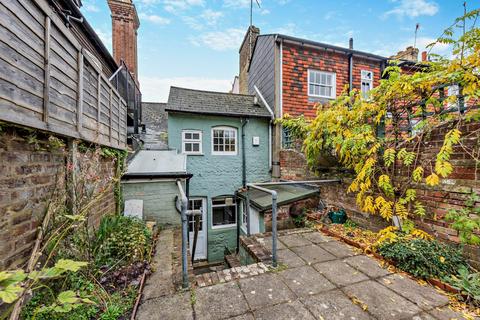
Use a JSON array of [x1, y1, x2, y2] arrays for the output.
[[0, 126, 119, 270], [279, 120, 480, 267]]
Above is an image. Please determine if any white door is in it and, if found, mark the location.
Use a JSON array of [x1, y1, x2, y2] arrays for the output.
[[188, 198, 207, 260]]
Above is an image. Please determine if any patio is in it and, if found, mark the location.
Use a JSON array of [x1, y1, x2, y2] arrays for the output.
[[136, 229, 468, 320]]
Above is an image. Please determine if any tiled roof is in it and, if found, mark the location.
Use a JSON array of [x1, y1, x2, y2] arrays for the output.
[[166, 87, 272, 119]]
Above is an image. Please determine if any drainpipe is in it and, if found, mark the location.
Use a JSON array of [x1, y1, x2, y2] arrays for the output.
[[254, 85, 274, 172], [348, 38, 353, 93], [241, 118, 249, 188], [176, 180, 189, 288], [247, 183, 278, 267]]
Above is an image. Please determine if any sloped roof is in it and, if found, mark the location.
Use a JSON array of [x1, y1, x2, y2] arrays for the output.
[[166, 87, 272, 119], [237, 184, 319, 212]]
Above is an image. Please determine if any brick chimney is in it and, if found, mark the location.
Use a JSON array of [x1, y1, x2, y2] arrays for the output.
[[390, 46, 419, 62], [107, 0, 140, 81], [239, 25, 260, 94]]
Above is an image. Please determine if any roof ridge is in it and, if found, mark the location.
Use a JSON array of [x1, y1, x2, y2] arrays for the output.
[[170, 86, 255, 98]]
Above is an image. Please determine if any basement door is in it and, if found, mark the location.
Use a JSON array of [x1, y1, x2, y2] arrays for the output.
[[188, 198, 207, 260]]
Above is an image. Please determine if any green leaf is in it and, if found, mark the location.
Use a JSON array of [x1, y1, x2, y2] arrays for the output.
[[54, 259, 88, 272], [0, 284, 23, 304], [57, 290, 79, 304]]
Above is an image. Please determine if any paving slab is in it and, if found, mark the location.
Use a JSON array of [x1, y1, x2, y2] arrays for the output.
[[194, 281, 249, 320], [301, 289, 374, 320], [277, 248, 306, 268], [260, 236, 286, 250], [344, 280, 422, 319], [253, 300, 316, 320], [344, 255, 391, 278], [410, 313, 437, 320], [227, 312, 255, 320], [319, 239, 359, 258], [279, 234, 312, 248], [301, 231, 333, 244], [313, 259, 369, 286], [135, 291, 193, 320], [291, 244, 336, 264], [378, 274, 449, 311], [279, 265, 336, 297], [238, 273, 296, 310], [428, 306, 473, 320]]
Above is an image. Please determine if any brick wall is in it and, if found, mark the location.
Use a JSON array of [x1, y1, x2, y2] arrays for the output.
[[279, 120, 480, 267], [239, 26, 260, 94], [281, 43, 383, 118], [107, 0, 139, 81], [0, 127, 119, 270]]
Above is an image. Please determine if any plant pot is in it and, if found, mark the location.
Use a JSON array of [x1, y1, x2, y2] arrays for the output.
[[328, 209, 347, 224]]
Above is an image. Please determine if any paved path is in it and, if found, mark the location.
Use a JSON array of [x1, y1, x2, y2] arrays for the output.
[[137, 229, 472, 320]]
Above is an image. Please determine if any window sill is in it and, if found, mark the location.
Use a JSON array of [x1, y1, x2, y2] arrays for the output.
[[211, 224, 237, 230], [308, 94, 335, 99], [211, 153, 238, 156], [183, 152, 204, 156]]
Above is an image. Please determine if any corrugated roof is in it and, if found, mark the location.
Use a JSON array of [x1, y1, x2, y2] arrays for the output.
[[165, 87, 272, 119], [125, 150, 187, 176], [237, 184, 319, 212]]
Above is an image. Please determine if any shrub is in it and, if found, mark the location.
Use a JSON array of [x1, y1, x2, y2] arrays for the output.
[[378, 237, 466, 279], [94, 215, 152, 267], [448, 267, 480, 307]]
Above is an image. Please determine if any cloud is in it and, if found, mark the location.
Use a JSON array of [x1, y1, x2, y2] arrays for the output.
[[160, 0, 204, 12], [223, 0, 252, 8], [192, 28, 245, 51], [139, 13, 171, 25], [84, 4, 99, 12], [260, 9, 270, 15], [401, 36, 450, 55], [95, 29, 112, 52], [383, 0, 439, 19], [139, 76, 232, 102], [201, 9, 223, 26]]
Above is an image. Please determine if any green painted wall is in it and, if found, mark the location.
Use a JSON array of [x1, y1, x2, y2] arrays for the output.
[[122, 180, 183, 226], [168, 113, 271, 262]]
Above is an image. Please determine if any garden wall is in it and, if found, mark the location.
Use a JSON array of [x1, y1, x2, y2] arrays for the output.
[[279, 120, 480, 267], [0, 126, 118, 270]]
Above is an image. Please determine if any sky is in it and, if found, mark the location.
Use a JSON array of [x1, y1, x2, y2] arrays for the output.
[[80, 0, 472, 102]]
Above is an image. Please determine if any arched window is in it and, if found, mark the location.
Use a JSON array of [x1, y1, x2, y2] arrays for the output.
[[211, 126, 237, 155]]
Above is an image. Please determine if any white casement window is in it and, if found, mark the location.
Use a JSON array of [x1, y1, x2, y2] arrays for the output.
[[182, 130, 202, 154], [447, 84, 459, 109], [361, 70, 374, 98], [212, 196, 236, 228], [211, 126, 237, 155], [308, 70, 336, 99]]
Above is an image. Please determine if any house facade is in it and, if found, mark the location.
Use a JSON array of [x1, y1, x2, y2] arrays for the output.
[[240, 29, 388, 178], [166, 87, 272, 262]]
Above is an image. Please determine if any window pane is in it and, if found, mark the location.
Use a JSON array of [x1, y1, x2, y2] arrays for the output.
[[325, 74, 332, 85], [192, 133, 200, 140], [192, 143, 199, 152], [185, 143, 192, 152], [212, 207, 224, 226], [225, 144, 230, 152], [214, 145, 219, 151], [185, 133, 192, 139], [325, 87, 331, 97], [309, 71, 314, 83], [309, 84, 315, 95]]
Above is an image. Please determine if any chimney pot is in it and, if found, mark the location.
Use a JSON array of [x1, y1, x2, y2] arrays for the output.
[[349, 38, 353, 50], [421, 51, 427, 62]]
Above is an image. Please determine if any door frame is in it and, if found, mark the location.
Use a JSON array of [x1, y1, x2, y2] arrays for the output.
[[189, 197, 207, 260]]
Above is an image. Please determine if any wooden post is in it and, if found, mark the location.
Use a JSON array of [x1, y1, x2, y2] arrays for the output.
[[66, 139, 78, 214], [77, 50, 84, 132], [42, 16, 51, 123]]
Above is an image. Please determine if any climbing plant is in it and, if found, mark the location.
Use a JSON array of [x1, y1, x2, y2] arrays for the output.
[[280, 10, 480, 234]]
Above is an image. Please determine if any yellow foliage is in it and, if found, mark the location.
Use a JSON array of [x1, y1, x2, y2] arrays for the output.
[[425, 173, 440, 186], [409, 228, 433, 241]]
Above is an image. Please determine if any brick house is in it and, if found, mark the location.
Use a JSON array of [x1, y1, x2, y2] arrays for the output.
[[239, 28, 387, 178]]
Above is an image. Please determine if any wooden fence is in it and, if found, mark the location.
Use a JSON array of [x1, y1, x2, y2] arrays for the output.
[[0, 0, 127, 149]]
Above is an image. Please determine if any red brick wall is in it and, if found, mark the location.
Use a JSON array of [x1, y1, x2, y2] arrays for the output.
[[279, 120, 480, 267], [108, 0, 139, 81], [0, 127, 118, 270], [281, 43, 383, 118]]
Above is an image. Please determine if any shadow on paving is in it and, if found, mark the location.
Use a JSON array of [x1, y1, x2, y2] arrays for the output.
[[136, 228, 469, 320]]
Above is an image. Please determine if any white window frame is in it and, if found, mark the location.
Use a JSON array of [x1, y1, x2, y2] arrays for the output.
[[211, 126, 238, 156], [240, 200, 247, 234], [307, 69, 336, 99], [182, 130, 202, 155], [211, 196, 237, 229], [361, 70, 374, 98]]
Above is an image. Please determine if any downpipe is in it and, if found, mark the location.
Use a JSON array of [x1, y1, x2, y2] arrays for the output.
[[176, 180, 189, 288]]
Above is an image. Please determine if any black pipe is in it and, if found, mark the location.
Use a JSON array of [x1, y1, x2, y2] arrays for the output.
[[348, 38, 353, 92], [241, 119, 249, 187], [235, 192, 241, 254]]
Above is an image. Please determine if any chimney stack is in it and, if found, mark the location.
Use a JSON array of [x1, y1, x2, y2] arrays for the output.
[[421, 51, 427, 62], [349, 38, 353, 50], [390, 46, 419, 62], [239, 25, 260, 94], [107, 0, 140, 81]]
